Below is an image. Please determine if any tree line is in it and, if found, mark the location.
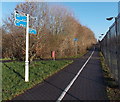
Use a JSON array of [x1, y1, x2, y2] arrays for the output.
[[1, 2, 96, 61]]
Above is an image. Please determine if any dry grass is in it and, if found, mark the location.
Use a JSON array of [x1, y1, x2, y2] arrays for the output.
[[99, 52, 120, 101]]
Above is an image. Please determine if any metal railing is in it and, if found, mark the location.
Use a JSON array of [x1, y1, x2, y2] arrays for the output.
[[100, 13, 120, 88]]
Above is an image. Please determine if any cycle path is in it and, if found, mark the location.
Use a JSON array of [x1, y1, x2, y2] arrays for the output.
[[13, 47, 108, 101]]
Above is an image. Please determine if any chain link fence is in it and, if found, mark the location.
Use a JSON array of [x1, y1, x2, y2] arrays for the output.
[[100, 13, 120, 88]]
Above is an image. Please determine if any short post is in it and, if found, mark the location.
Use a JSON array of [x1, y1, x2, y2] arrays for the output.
[[75, 40, 77, 55], [25, 14, 29, 82], [52, 51, 55, 61]]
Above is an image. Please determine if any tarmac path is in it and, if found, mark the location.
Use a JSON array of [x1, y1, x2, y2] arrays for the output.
[[13, 46, 108, 101]]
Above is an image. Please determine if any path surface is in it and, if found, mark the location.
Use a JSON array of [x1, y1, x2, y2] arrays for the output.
[[13, 46, 108, 101]]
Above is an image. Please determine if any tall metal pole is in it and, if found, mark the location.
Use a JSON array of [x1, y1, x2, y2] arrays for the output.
[[25, 14, 29, 82]]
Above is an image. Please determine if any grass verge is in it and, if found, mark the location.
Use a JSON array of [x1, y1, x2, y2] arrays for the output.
[[2, 60, 73, 101], [99, 52, 120, 101], [0, 58, 11, 61]]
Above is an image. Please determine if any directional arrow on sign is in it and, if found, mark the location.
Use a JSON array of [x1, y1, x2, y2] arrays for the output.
[[29, 28, 37, 34], [15, 13, 27, 21], [14, 19, 27, 27]]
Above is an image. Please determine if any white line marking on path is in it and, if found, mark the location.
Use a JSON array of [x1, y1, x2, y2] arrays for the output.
[[56, 50, 95, 102]]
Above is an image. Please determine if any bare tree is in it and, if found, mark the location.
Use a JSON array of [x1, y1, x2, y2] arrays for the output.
[[2, 2, 96, 60]]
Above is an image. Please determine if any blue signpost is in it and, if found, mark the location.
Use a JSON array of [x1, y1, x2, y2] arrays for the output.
[[74, 38, 78, 41], [14, 11, 27, 27], [74, 38, 78, 55], [14, 10, 37, 82], [29, 28, 37, 34], [14, 12, 37, 34], [14, 20, 27, 27], [15, 13, 27, 21]]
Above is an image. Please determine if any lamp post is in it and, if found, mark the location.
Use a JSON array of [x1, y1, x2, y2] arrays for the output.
[[101, 34, 104, 36], [99, 36, 101, 38], [99, 34, 104, 51], [106, 16, 120, 88], [99, 34, 104, 40]]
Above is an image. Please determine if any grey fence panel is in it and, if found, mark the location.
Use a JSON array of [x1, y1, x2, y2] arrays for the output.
[[110, 23, 118, 81], [100, 13, 120, 87], [118, 14, 120, 87]]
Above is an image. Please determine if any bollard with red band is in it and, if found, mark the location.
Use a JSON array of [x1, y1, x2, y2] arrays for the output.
[[52, 51, 55, 61]]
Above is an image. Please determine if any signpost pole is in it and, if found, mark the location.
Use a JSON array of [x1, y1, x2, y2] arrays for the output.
[[74, 38, 78, 56], [74, 41, 77, 55], [25, 14, 29, 82], [14, 10, 37, 82]]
